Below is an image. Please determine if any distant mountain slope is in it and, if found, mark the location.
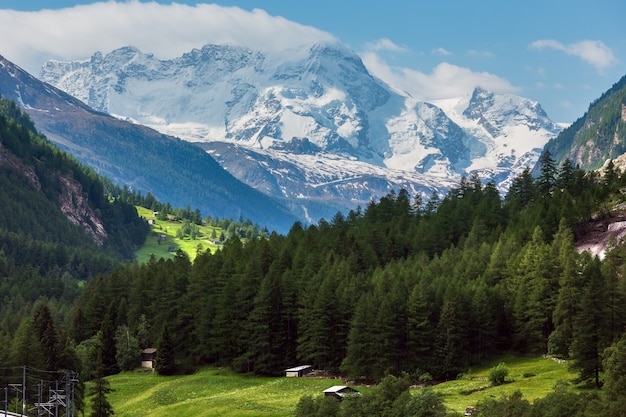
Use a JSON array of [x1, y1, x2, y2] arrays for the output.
[[0, 55, 298, 233], [0, 98, 147, 274], [40, 43, 562, 220], [540, 74, 626, 170]]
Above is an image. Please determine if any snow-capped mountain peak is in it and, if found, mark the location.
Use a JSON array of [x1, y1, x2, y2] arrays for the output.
[[39, 43, 562, 222]]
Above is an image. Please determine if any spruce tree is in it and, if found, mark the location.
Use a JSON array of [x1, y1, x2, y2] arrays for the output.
[[155, 324, 177, 375], [537, 150, 557, 199], [100, 306, 119, 376], [570, 255, 608, 387], [9, 318, 44, 369], [88, 349, 115, 417], [341, 293, 377, 382], [33, 303, 59, 370], [406, 283, 434, 374]]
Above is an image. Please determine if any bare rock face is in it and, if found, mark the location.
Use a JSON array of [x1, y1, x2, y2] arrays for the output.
[[576, 204, 626, 259], [1, 138, 107, 245], [57, 173, 107, 245]]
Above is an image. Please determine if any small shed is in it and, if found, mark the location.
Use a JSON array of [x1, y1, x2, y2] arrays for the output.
[[284, 365, 313, 377], [141, 348, 157, 369], [323, 385, 360, 400]]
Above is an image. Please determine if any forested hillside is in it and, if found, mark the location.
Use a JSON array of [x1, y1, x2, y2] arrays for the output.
[[64, 149, 626, 389], [541, 74, 626, 170], [0, 97, 149, 381], [4, 92, 626, 415]]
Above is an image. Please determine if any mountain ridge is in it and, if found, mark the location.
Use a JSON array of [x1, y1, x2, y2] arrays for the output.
[[539, 74, 626, 171], [0, 54, 298, 233], [40, 42, 563, 221]]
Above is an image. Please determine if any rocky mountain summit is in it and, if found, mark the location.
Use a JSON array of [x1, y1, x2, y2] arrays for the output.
[[41, 42, 563, 221]]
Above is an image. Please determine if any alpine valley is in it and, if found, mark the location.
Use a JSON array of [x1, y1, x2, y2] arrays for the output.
[[37, 42, 562, 226]]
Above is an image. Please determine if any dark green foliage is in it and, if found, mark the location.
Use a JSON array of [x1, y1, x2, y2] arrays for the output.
[[294, 375, 417, 417], [476, 390, 531, 417], [62, 156, 626, 386], [155, 324, 177, 376], [404, 388, 447, 417], [569, 255, 608, 387], [603, 332, 626, 416], [5, 86, 626, 417], [88, 350, 115, 417], [32, 303, 59, 370], [0, 98, 151, 361], [114, 325, 141, 371], [100, 306, 119, 376]]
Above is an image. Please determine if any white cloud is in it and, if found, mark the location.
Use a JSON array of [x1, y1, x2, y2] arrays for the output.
[[432, 47, 452, 56], [361, 51, 519, 100], [529, 39, 617, 71], [364, 38, 407, 53], [0, 1, 335, 74]]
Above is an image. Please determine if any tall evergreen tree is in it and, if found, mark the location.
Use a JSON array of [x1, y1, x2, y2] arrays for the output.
[[32, 303, 59, 370], [9, 318, 43, 368], [155, 324, 177, 375], [88, 349, 115, 417], [432, 299, 464, 379], [603, 331, 626, 416], [570, 255, 608, 387], [341, 293, 378, 382], [100, 305, 119, 376], [537, 150, 557, 199], [406, 283, 435, 374], [241, 267, 287, 376], [550, 223, 582, 357]]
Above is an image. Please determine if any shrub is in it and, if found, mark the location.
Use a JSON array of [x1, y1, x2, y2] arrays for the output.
[[488, 362, 509, 386]]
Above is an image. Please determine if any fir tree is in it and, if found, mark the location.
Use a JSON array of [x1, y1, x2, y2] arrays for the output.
[[155, 324, 177, 375], [88, 349, 115, 417], [32, 303, 59, 370], [570, 255, 608, 387]]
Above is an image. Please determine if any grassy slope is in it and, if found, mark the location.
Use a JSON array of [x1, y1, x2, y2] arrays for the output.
[[100, 356, 577, 416], [103, 368, 349, 417], [433, 355, 577, 413], [135, 206, 222, 263]]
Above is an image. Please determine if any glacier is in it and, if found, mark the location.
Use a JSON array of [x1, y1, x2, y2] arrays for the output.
[[40, 42, 563, 222]]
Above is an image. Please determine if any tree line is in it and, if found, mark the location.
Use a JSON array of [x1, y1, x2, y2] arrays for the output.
[[36, 151, 625, 387], [5, 87, 626, 414]]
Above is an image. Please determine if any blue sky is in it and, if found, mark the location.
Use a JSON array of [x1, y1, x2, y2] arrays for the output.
[[0, 0, 624, 124]]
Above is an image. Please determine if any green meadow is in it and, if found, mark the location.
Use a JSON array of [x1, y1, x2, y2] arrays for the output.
[[134, 206, 222, 263], [433, 355, 577, 413], [96, 356, 578, 416], [101, 368, 347, 417]]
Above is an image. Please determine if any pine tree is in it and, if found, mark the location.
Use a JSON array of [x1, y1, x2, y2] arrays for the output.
[[297, 274, 339, 370], [341, 293, 377, 382], [432, 299, 464, 379], [406, 283, 434, 374], [32, 303, 59, 370], [88, 349, 115, 417], [372, 275, 408, 378], [603, 332, 626, 416], [551, 224, 582, 357], [537, 150, 557, 199], [100, 306, 119, 376], [512, 227, 556, 353], [155, 324, 177, 375], [570, 255, 608, 387], [9, 318, 44, 368], [242, 267, 286, 376]]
